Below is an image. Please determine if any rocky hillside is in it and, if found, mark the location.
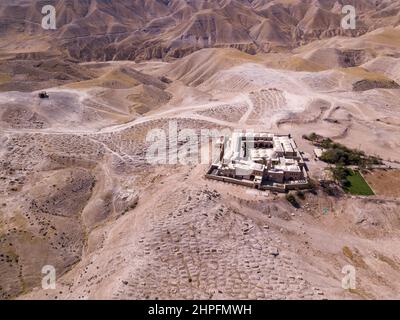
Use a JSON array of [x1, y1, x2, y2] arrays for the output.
[[0, 0, 399, 61]]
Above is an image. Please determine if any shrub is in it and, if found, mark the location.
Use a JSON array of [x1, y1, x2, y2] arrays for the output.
[[303, 132, 323, 142]]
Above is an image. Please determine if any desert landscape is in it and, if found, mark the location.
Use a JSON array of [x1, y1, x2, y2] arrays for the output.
[[0, 0, 400, 300]]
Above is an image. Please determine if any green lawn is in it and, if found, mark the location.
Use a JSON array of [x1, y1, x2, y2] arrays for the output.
[[344, 170, 375, 196]]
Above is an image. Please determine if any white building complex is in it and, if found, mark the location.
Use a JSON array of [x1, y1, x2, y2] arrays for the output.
[[206, 133, 309, 192]]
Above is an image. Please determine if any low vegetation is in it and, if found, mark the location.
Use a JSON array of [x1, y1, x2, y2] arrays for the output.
[[331, 165, 352, 188], [330, 166, 374, 195], [304, 133, 382, 167], [320, 180, 343, 197], [286, 193, 300, 208], [304, 133, 378, 196], [345, 170, 375, 196], [307, 179, 318, 195], [296, 190, 306, 200], [0, 73, 11, 86]]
